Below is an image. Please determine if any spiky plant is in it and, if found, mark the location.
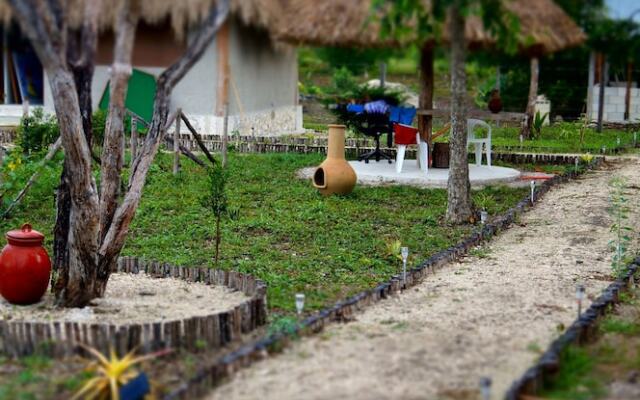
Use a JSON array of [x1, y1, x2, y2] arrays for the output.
[[73, 345, 169, 400]]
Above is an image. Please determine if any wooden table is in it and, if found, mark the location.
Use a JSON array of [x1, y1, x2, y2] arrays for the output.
[[417, 108, 526, 124]]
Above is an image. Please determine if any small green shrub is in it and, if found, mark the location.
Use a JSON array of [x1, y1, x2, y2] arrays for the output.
[[17, 108, 58, 154], [532, 111, 548, 139]]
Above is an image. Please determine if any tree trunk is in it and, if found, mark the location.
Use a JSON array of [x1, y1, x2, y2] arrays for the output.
[[94, 0, 139, 296], [446, 5, 473, 224], [418, 43, 434, 143], [52, 2, 100, 295], [48, 68, 101, 308], [521, 57, 539, 139]]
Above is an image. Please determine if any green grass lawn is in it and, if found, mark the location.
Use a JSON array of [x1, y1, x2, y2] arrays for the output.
[[0, 151, 526, 316], [468, 122, 635, 154]]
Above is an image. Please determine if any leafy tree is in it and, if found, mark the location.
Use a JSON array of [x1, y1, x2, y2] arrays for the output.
[[202, 165, 228, 267], [375, 0, 517, 223], [6, 0, 230, 307]]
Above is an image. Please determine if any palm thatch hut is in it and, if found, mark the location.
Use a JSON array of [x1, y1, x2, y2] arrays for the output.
[[274, 0, 586, 139], [0, 0, 303, 136]]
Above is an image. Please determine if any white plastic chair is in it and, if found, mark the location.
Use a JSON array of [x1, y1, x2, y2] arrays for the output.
[[467, 119, 492, 167], [396, 132, 428, 174]]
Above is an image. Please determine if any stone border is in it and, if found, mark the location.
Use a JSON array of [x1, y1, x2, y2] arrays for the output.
[[161, 158, 604, 399], [505, 258, 640, 399], [0, 257, 267, 358]]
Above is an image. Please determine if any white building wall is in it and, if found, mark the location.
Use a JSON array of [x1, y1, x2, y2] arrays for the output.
[[42, 18, 302, 136], [590, 85, 640, 123]]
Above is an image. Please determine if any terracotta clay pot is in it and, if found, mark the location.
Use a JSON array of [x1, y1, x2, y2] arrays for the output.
[[488, 89, 503, 114], [313, 124, 357, 196], [0, 224, 51, 305]]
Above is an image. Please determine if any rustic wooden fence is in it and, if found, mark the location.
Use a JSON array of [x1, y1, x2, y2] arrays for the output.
[[0, 257, 267, 359]]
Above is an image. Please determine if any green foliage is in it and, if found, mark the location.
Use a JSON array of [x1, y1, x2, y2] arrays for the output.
[[532, 111, 548, 139], [17, 108, 58, 154], [315, 47, 392, 75], [201, 165, 228, 219], [267, 316, 299, 337], [374, 0, 519, 54], [201, 164, 228, 266], [608, 177, 632, 278], [541, 346, 604, 400], [488, 122, 634, 153], [91, 108, 107, 146], [600, 316, 640, 335]]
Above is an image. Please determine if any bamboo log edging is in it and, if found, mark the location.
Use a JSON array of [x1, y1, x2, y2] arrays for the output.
[[162, 157, 604, 400], [505, 258, 640, 400], [156, 134, 610, 164], [0, 258, 267, 359]]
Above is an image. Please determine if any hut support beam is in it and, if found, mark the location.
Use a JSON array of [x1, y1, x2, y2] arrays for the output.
[[625, 61, 633, 121], [418, 44, 434, 143], [521, 56, 539, 139], [597, 54, 607, 133]]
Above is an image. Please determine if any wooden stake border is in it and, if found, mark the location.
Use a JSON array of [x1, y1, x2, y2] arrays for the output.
[[0, 258, 267, 358]]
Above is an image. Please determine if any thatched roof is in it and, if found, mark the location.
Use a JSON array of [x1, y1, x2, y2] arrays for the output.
[[274, 0, 400, 48], [450, 0, 587, 55], [274, 0, 586, 55], [0, 0, 285, 37]]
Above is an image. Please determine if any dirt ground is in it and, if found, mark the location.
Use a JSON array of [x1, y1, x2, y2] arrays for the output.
[[208, 157, 640, 400], [0, 273, 249, 324]]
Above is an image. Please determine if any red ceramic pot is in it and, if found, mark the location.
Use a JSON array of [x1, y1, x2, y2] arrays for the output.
[[0, 224, 51, 305]]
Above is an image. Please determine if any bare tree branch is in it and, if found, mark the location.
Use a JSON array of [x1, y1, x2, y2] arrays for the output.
[[98, 0, 231, 262], [2, 138, 62, 219], [180, 112, 216, 165], [99, 0, 139, 242]]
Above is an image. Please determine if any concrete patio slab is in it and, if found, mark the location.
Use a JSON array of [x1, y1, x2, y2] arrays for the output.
[[300, 160, 521, 188]]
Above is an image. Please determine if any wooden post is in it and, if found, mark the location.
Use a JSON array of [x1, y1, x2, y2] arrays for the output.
[[521, 56, 539, 139], [625, 61, 633, 121], [379, 62, 386, 88], [597, 54, 607, 133], [586, 52, 595, 121], [418, 44, 434, 143], [22, 99, 29, 117], [122, 124, 127, 167], [130, 115, 137, 161], [222, 103, 229, 168], [174, 108, 181, 174]]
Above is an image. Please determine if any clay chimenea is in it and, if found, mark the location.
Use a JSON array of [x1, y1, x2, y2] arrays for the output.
[[313, 124, 357, 196]]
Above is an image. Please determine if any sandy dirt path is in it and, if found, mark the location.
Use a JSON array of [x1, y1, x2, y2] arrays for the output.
[[208, 158, 640, 400]]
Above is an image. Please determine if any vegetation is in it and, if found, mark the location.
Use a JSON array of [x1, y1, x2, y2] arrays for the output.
[[608, 177, 632, 277], [0, 151, 526, 315], [483, 123, 635, 153], [541, 286, 640, 399]]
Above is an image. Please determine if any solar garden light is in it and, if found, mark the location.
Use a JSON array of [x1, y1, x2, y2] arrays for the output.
[[601, 145, 606, 154], [519, 134, 523, 145], [295, 293, 305, 315], [401, 246, 409, 285], [634, 132, 637, 145], [576, 284, 585, 317], [530, 180, 535, 204], [480, 210, 488, 225], [617, 137, 621, 146], [479, 377, 492, 400], [574, 157, 579, 173]]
